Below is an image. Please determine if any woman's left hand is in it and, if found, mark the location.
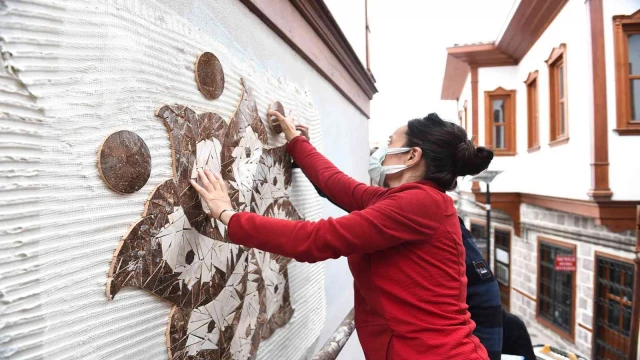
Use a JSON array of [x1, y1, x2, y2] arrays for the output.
[[190, 169, 235, 224]]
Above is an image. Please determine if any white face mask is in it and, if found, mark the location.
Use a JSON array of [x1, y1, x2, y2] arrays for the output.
[[368, 146, 412, 187]]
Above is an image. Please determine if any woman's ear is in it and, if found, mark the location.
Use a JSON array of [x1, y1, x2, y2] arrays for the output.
[[406, 147, 422, 167]]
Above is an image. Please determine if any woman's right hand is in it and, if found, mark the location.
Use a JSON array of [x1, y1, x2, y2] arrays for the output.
[[268, 110, 298, 142]]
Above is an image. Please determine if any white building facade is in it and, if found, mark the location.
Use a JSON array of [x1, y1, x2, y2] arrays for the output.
[[442, 0, 640, 358]]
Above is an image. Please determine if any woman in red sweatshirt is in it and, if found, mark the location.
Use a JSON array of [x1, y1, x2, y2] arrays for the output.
[[191, 112, 494, 359]]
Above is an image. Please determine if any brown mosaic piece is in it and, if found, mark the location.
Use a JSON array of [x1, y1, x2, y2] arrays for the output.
[[108, 79, 301, 360], [98, 130, 151, 193], [267, 101, 285, 134], [195, 52, 225, 100]]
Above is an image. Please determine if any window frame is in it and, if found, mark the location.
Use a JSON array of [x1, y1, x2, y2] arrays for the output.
[[525, 71, 540, 152], [536, 237, 576, 342], [494, 225, 512, 312], [613, 10, 640, 135], [592, 252, 636, 359], [484, 87, 517, 156], [546, 44, 569, 146]]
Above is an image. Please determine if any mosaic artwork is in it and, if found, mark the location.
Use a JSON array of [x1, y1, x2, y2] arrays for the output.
[[106, 78, 300, 359], [98, 130, 151, 193]]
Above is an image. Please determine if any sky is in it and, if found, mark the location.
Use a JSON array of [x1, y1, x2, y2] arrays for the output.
[[324, 0, 518, 147]]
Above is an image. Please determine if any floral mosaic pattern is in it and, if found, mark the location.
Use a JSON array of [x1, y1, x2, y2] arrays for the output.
[[106, 79, 300, 359]]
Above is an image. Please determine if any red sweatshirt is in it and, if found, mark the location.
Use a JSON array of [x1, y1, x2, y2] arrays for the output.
[[228, 136, 489, 360]]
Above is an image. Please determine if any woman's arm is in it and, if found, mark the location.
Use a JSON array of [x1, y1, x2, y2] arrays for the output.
[[226, 188, 443, 263], [191, 169, 443, 263], [272, 110, 386, 212], [287, 136, 386, 212]]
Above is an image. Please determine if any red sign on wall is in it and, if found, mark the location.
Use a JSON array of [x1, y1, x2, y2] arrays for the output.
[[555, 255, 577, 271]]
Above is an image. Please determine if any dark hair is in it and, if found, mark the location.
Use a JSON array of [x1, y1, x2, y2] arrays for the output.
[[405, 113, 493, 190]]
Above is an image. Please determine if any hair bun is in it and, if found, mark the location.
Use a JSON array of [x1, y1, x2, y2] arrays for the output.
[[455, 140, 494, 176]]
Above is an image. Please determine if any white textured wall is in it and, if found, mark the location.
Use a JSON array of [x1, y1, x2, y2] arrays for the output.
[[603, 0, 640, 200], [0, 0, 369, 359], [458, 0, 594, 200]]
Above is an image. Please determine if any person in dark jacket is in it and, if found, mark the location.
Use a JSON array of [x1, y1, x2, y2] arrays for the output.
[[459, 217, 504, 360], [502, 308, 536, 360], [291, 124, 503, 360]]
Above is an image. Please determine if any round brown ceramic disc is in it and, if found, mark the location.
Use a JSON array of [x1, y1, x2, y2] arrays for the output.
[[195, 52, 225, 100], [268, 101, 285, 134], [98, 130, 151, 194]]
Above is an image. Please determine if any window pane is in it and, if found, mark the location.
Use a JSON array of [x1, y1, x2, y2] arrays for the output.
[[538, 242, 574, 334], [492, 99, 505, 123], [495, 229, 510, 248], [530, 82, 539, 146], [559, 65, 565, 97], [630, 79, 640, 121], [610, 266, 621, 297], [494, 125, 505, 149], [496, 263, 509, 285], [560, 102, 566, 135], [628, 34, 640, 75], [624, 268, 634, 300], [608, 301, 620, 331], [532, 86, 538, 122], [496, 248, 510, 265], [533, 105, 538, 140], [623, 305, 632, 336], [595, 257, 636, 357]]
